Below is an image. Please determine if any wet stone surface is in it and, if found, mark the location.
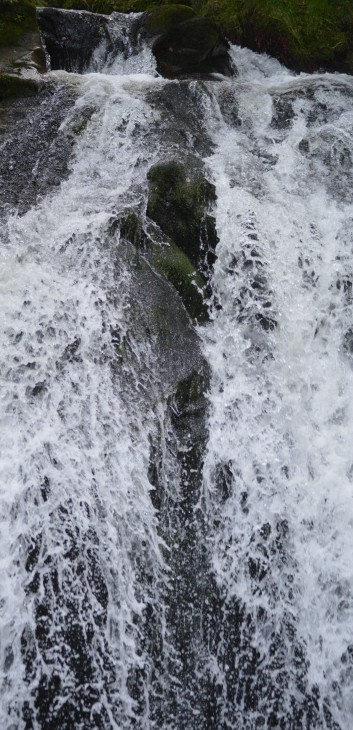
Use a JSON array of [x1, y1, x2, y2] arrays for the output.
[[0, 82, 77, 216]]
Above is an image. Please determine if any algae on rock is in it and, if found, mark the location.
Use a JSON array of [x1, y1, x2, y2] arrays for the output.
[[147, 159, 218, 275], [119, 210, 208, 322]]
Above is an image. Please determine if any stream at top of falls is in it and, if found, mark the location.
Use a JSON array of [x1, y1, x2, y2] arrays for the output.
[[1, 32, 353, 729]]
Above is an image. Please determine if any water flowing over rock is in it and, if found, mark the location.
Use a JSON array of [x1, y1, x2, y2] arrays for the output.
[[37, 5, 236, 78], [1, 9, 353, 730]]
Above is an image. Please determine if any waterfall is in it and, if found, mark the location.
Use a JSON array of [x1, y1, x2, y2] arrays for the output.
[[202, 47, 353, 729], [1, 16, 353, 729]]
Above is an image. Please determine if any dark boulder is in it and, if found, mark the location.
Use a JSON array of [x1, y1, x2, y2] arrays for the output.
[[143, 6, 235, 78], [37, 7, 109, 72], [36, 7, 141, 73], [154, 17, 234, 78]]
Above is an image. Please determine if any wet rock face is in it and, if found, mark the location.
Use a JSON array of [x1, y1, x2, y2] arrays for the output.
[[147, 80, 214, 157], [0, 82, 77, 216], [141, 158, 219, 322], [37, 7, 144, 73], [37, 5, 235, 79], [37, 7, 111, 72], [116, 239, 207, 396], [119, 211, 208, 322], [0, 73, 39, 100]]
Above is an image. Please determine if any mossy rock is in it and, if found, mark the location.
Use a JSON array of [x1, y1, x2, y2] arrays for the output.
[[0, 72, 39, 99], [145, 8, 233, 76], [143, 4, 196, 36], [0, 1, 37, 48], [147, 160, 218, 274], [120, 210, 145, 248], [119, 210, 208, 321], [148, 239, 208, 321]]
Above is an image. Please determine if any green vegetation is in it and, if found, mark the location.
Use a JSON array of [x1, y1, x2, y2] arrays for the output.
[[1, 0, 353, 74], [205, 0, 353, 73], [143, 4, 195, 36], [0, 1, 37, 47]]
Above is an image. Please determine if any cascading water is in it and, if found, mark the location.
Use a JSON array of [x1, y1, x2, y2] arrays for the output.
[[1, 13, 353, 729]]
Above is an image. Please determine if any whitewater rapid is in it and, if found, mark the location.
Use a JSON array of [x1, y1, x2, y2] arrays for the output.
[[203, 47, 353, 729], [1, 33, 353, 729]]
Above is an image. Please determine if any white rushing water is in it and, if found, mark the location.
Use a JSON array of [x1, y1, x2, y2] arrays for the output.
[[0, 61, 171, 728], [1, 34, 353, 729], [202, 46, 353, 729]]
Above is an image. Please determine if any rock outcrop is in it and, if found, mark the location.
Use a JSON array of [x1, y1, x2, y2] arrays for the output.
[[143, 5, 235, 78], [36, 5, 236, 78]]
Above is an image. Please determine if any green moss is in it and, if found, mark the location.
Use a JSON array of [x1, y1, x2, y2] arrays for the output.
[[60, 0, 166, 13], [0, 72, 38, 99], [149, 239, 207, 321], [118, 209, 207, 321], [201, 0, 353, 73], [62, 0, 121, 13], [0, 1, 38, 47], [120, 211, 144, 248], [144, 4, 196, 35], [147, 161, 217, 270]]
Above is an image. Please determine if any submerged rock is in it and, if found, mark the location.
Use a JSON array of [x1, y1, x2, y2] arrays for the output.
[[146, 80, 214, 157], [0, 81, 77, 214]]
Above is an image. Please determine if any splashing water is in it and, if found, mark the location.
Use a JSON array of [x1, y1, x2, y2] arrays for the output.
[[202, 46, 353, 729], [1, 33, 353, 729]]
